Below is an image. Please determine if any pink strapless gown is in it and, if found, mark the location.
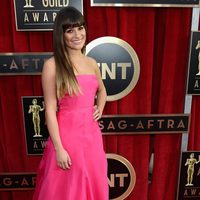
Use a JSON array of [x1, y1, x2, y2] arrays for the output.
[[33, 75, 108, 200]]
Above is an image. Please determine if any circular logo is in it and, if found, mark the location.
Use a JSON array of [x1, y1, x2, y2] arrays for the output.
[[107, 153, 136, 200], [86, 37, 140, 101]]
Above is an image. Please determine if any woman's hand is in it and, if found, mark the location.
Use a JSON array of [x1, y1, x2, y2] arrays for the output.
[[56, 148, 72, 170], [93, 105, 102, 121]]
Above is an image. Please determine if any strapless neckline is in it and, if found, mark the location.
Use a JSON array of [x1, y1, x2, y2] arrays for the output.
[[75, 74, 97, 80], [75, 74, 96, 77]]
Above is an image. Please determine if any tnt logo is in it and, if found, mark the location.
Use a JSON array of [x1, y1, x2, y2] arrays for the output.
[[86, 37, 140, 101], [106, 154, 136, 200]]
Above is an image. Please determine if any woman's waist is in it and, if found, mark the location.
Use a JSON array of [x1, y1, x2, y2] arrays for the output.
[[57, 105, 97, 125], [58, 105, 94, 113]]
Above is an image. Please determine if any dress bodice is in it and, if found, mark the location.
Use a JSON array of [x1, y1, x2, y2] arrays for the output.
[[58, 74, 98, 111]]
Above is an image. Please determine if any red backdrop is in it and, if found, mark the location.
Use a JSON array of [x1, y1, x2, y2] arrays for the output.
[[0, 1, 199, 200]]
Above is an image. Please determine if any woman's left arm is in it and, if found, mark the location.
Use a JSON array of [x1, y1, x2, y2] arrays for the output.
[[93, 60, 107, 121]]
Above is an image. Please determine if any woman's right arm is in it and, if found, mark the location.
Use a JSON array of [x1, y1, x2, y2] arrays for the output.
[[42, 58, 71, 170]]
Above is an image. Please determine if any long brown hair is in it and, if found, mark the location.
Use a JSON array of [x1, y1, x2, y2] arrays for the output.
[[53, 7, 86, 98]]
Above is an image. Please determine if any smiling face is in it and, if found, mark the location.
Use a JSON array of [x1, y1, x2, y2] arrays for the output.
[[63, 25, 86, 52]]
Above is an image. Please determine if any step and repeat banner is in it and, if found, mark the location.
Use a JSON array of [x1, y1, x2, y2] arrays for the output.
[[0, 35, 191, 200], [0, 1, 199, 200]]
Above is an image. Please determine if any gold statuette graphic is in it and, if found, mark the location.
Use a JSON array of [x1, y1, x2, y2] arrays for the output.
[[195, 40, 200, 76], [185, 153, 200, 186], [24, 0, 34, 8], [28, 99, 44, 137]]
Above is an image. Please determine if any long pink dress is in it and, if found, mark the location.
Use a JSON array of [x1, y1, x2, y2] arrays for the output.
[[33, 74, 108, 200]]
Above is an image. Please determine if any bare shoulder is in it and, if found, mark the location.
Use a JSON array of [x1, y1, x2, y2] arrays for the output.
[[85, 56, 103, 81], [86, 56, 99, 71], [42, 56, 56, 74], [86, 56, 96, 64]]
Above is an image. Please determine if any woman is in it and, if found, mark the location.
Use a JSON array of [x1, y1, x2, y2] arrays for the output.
[[33, 6, 108, 200]]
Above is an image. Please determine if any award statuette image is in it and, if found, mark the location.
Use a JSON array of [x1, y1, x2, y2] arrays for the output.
[[22, 97, 49, 155], [177, 152, 200, 199], [187, 31, 200, 94], [185, 153, 200, 186], [24, 0, 34, 8], [28, 99, 45, 137], [195, 40, 200, 76]]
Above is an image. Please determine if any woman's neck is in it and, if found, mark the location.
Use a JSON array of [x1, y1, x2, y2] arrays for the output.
[[68, 49, 83, 58]]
